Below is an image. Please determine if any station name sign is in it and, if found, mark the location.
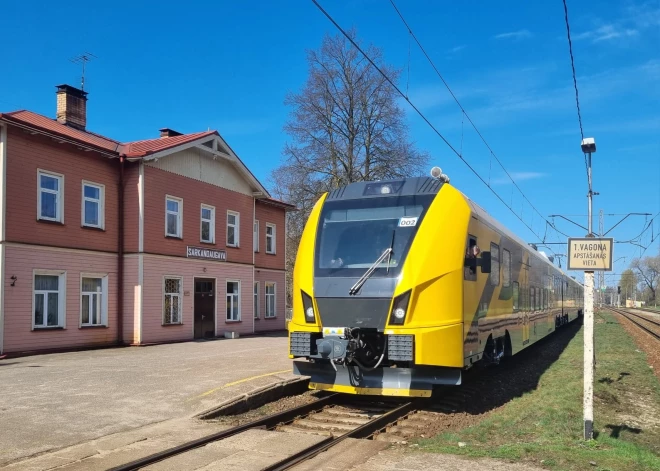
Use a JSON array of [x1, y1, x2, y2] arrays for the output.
[[567, 237, 613, 271], [186, 246, 227, 261]]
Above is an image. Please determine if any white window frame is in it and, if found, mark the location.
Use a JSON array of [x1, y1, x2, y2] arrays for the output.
[[226, 280, 241, 322], [226, 211, 240, 248], [32, 269, 67, 329], [266, 223, 276, 254], [37, 169, 64, 223], [163, 276, 183, 325], [81, 181, 105, 229], [265, 282, 276, 318], [165, 195, 183, 238], [80, 273, 109, 327], [200, 204, 215, 244], [253, 220, 259, 252], [253, 281, 259, 319]]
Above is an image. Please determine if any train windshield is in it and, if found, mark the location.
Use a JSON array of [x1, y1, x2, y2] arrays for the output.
[[315, 194, 435, 278]]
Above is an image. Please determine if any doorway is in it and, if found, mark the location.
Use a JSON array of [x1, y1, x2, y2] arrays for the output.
[[194, 278, 215, 339]]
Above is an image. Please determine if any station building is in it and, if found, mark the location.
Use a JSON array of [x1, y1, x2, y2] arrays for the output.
[[0, 84, 294, 355]]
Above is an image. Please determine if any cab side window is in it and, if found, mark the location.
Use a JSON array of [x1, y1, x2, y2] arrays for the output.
[[464, 235, 478, 281]]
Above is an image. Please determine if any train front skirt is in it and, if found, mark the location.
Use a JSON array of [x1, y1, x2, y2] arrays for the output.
[[292, 360, 462, 397]]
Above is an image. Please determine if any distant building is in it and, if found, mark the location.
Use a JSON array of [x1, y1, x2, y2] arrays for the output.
[[0, 84, 294, 355]]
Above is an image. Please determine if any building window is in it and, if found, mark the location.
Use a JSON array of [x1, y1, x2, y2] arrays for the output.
[[265, 282, 276, 318], [266, 224, 276, 254], [201, 204, 215, 243], [82, 181, 104, 229], [81, 275, 108, 326], [163, 277, 182, 324], [253, 220, 259, 252], [253, 282, 259, 319], [513, 281, 520, 311], [490, 242, 500, 286], [227, 211, 240, 247], [502, 249, 511, 288], [226, 281, 240, 321], [33, 272, 65, 328], [38, 170, 63, 222], [165, 196, 182, 238]]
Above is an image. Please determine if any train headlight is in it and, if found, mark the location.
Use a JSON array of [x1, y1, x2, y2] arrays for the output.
[[389, 290, 411, 325], [301, 291, 316, 324]]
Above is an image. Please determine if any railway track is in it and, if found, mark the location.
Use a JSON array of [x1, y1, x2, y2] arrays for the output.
[[608, 307, 660, 341], [109, 394, 421, 471]]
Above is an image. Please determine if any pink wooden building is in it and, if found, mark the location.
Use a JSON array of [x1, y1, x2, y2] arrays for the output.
[[0, 84, 294, 356]]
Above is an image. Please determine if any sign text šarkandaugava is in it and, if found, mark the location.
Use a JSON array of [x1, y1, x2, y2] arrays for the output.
[[567, 237, 613, 271]]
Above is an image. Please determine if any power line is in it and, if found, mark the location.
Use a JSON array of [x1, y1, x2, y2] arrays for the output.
[[561, 0, 589, 181], [311, 0, 563, 257], [388, 0, 568, 248]]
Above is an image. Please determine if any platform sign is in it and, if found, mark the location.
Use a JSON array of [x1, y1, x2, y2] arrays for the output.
[[567, 238, 613, 271]]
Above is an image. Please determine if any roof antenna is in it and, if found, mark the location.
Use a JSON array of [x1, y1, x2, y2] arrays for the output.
[[69, 52, 97, 91]]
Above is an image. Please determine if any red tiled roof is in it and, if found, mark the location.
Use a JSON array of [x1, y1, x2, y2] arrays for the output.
[[0, 110, 120, 152], [0, 110, 217, 159], [120, 131, 217, 158]]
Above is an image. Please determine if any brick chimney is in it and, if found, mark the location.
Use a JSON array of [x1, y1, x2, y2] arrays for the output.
[[56, 84, 88, 130], [159, 128, 183, 138]]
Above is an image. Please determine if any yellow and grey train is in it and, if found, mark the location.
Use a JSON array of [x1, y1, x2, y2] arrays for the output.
[[288, 175, 584, 397]]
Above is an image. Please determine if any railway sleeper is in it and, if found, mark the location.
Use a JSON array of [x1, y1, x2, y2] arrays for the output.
[[278, 425, 334, 437], [375, 433, 408, 443], [386, 425, 423, 437], [323, 408, 383, 419], [309, 412, 372, 425], [293, 418, 357, 432]]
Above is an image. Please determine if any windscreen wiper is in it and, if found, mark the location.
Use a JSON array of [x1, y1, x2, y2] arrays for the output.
[[349, 247, 393, 296]]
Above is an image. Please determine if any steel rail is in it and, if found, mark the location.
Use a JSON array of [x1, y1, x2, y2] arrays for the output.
[[616, 308, 660, 328], [108, 394, 339, 471], [262, 400, 417, 471], [609, 308, 660, 341]]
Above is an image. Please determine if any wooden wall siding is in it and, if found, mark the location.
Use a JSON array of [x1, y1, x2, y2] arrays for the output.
[[254, 269, 286, 332], [140, 255, 254, 343], [5, 128, 119, 252], [254, 201, 286, 270], [123, 163, 140, 253], [122, 255, 138, 344], [3, 246, 118, 353], [143, 166, 254, 264], [145, 147, 253, 196]]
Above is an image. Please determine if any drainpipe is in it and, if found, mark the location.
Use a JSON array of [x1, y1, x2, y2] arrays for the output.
[[117, 155, 125, 345]]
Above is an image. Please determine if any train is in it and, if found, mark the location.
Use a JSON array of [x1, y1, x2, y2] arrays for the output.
[[288, 172, 584, 397]]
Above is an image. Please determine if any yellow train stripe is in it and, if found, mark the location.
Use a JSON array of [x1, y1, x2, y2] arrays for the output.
[[309, 382, 432, 398]]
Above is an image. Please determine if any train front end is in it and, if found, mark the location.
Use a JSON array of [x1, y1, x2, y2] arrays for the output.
[[288, 177, 471, 397]]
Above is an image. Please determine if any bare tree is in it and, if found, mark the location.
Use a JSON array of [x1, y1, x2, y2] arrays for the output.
[[271, 30, 430, 306], [619, 269, 637, 300], [630, 254, 660, 303]]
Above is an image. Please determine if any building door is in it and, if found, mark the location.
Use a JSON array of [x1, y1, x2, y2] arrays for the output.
[[194, 279, 215, 339]]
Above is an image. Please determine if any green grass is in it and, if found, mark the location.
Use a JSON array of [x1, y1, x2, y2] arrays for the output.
[[417, 311, 660, 471]]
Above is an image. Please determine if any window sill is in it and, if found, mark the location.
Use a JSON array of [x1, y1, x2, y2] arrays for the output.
[[266, 252, 277, 256], [254, 317, 260, 321], [82, 225, 105, 232], [226, 245, 240, 249], [162, 323, 184, 327], [225, 320, 242, 323], [199, 240, 216, 246], [264, 316, 277, 320], [165, 235, 183, 240], [37, 219, 64, 226], [80, 325, 108, 329], [32, 326, 65, 331]]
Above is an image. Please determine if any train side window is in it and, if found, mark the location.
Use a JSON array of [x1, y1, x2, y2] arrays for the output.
[[536, 287, 541, 311], [531, 287, 535, 311], [502, 249, 511, 288], [464, 236, 478, 281], [490, 242, 500, 286], [513, 281, 519, 311]]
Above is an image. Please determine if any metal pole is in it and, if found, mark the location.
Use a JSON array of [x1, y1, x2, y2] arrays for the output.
[[584, 151, 595, 440]]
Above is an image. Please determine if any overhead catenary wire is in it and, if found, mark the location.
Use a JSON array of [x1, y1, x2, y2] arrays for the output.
[[388, 0, 567, 246], [310, 0, 562, 258]]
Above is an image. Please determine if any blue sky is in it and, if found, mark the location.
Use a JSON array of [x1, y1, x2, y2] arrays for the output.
[[1, 0, 658, 285]]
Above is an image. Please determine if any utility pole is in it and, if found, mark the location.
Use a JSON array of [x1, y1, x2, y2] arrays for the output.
[[583, 140, 595, 441]]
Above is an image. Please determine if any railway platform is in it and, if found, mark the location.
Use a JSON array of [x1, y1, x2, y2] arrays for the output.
[[0, 333, 295, 468]]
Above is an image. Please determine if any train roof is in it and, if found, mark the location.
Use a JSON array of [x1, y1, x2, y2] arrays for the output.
[[325, 177, 443, 201]]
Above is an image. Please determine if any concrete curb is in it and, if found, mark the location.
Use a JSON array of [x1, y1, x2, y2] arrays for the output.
[[195, 377, 310, 420]]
